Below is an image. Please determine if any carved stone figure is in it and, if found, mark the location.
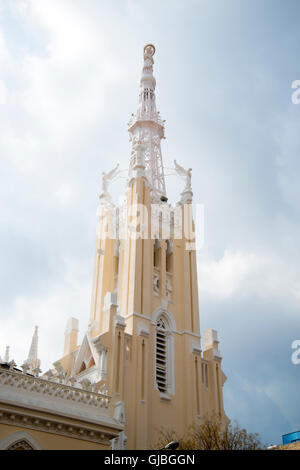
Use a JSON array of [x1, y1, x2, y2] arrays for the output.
[[101, 164, 120, 196], [166, 278, 172, 301], [174, 160, 192, 192], [153, 273, 160, 295]]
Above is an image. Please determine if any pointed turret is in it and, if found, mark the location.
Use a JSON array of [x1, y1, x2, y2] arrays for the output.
[[4, 345, 9, 363], [128, 44, 166, 201], [24, 326, 41, 374]]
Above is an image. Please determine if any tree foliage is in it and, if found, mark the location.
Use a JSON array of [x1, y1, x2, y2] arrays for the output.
[[155, 415, 264, 450]]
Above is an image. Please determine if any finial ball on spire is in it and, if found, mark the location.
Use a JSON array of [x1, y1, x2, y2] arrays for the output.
[[144, 44, 155, 57]]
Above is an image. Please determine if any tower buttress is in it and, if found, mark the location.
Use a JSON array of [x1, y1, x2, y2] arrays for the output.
[[64, 318, 79, 356]]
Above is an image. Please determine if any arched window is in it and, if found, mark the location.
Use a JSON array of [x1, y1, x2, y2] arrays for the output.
[[8, 440, 34, 450], [0, 431, 42, 450], [156, 319, 168, 393], [154, 315, 175, 397]]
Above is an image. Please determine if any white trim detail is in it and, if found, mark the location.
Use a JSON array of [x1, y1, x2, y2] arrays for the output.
[[137, 322, 150, 337], [0, 368, 116, 429], [72, 333, 97, 374], [124, 312, 201, 338], [125, 312, 152, 321], [0, 407, 120, 444], [212, 348, 222, 360], [110, 430, 127, 450], [103, 292, 118, 311], [114, 401, 126, 424], [115, 315, 126, 329], [190, 340, 202, 356], [151, 307, 176, 332]]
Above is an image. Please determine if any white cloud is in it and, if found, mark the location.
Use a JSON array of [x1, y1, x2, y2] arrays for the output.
[[0, 255, 92, 370], [198, 249, 300, 306], [29, 0, 95, 63], [54, 183, 73, 207], [198, 250, 261, 298], [0, 0, 130, 163]]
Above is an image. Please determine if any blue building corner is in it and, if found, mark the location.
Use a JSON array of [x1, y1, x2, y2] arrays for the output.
[[282, 431, 300, 445]]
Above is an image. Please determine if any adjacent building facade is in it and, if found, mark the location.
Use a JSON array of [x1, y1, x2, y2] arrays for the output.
[[0, 360, 122, 450]]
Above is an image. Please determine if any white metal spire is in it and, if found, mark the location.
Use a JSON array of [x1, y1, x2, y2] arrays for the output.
[[128, 44, 167, 201]]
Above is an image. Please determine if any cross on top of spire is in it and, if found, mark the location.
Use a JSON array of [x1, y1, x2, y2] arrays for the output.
[[144, 44, 155, 56]]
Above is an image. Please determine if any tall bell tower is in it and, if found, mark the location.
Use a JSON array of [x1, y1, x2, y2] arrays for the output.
[[55, 44, 228, 450]]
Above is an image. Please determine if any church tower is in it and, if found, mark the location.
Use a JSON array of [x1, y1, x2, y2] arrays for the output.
[[54, 44, 228, 450]]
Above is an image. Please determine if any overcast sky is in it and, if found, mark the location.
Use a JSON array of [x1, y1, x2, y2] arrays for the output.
[[1, 0, 300, 446]]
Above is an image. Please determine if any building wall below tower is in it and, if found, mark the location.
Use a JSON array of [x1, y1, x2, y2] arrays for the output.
[[0, 423, 108, 450]]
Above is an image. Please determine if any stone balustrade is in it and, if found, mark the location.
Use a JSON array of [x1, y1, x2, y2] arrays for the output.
[[0, 367, 110, 410]]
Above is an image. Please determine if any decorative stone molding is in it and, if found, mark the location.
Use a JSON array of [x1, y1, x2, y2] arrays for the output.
[[151, 307, 176, 332], [92, 338, 105, 354], [190, 340, 202, 356], [71, 331, 108, 383], [180, 190, 193, 204], [0, 368, 110, 410], [103, 292, 118, 312], [153, 273, 160, 296], [166, 278, 172, 301], [160, 393, 171, 402], [124, 312, 201, 339], [115, 315, 126, 329], [212, 348, 222, 360], [137, 322, 150, 338], [0, 407, 118, 446], [110, 430, 127, 450], [113, 401, 126, 425]]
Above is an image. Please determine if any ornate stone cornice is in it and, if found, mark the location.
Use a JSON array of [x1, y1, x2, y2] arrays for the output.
[[0, 368, 110, 411], [0, 406, 118, 445]]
